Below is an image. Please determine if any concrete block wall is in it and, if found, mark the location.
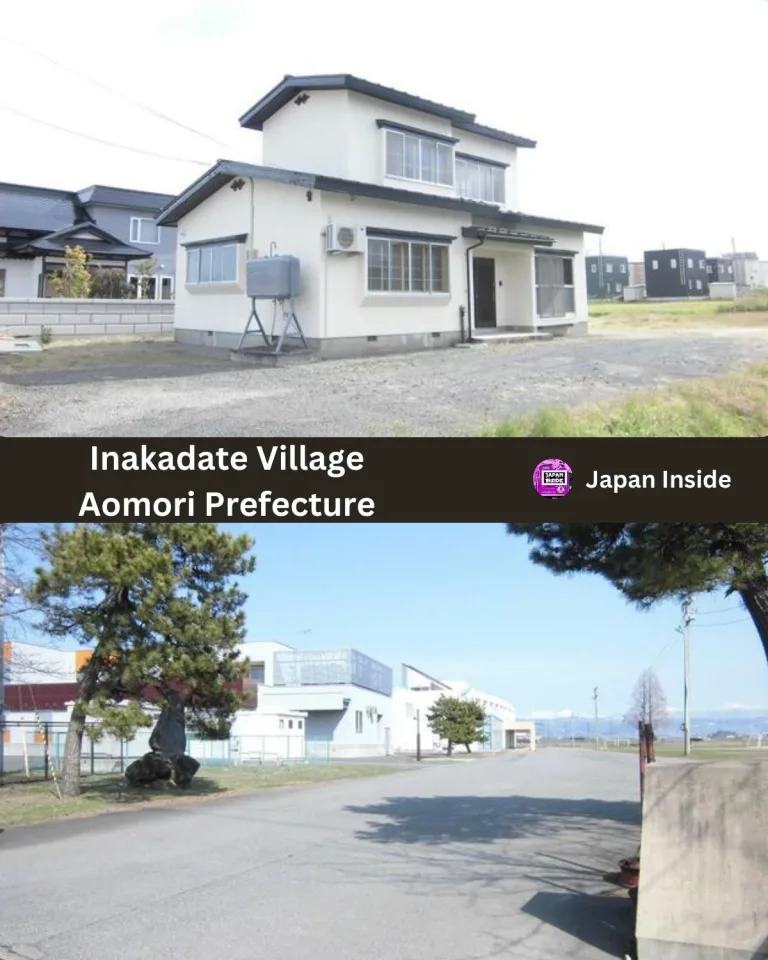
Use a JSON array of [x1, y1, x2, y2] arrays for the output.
[[0, 298, 174, 337]]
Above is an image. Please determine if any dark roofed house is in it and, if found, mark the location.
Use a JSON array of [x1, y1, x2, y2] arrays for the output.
[[0, 182, 178, 299], [155, 72, 603, 358]]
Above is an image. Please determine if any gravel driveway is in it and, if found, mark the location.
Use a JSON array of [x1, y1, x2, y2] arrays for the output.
[[2, 328, 768, 437]]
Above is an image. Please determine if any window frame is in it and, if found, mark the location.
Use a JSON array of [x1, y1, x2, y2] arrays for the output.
[[384, 129, 454, 187], [366, 237, 450, 295], [355, 710, 364, 734], [652, 260, 659, 270], [186, 242, 239, 286], [129, 217, 161, 246], [670, 258, 678, 269], [455, 156, 505, 204]]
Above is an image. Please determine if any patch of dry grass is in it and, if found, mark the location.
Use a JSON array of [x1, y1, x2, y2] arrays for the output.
[[0, 763, 395, 828], [483, 363, 768, 437], [589, 294, 768, 331]]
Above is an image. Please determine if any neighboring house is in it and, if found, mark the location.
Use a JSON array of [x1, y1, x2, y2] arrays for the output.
[[724, 252, 768, 290], [706, 257, 734, 285], [585, 254, 629, 299], [391, 663, 534, 754], [156, 73, 604, 358], [644, 248, 709, 298], [0, 182, 177, 299], [243, 641, 394, 758]]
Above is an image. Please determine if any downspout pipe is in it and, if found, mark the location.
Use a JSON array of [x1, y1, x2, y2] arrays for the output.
[[464, 235, 486, 343]]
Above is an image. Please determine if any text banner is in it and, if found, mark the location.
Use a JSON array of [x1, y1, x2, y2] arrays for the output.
[[2, 438, 766, 522]]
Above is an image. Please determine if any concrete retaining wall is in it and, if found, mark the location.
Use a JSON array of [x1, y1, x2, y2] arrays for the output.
[[636, 760, 768, 960], [0, 298, 174, 337]]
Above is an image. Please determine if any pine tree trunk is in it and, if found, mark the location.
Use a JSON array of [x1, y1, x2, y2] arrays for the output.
[[447, 740, 453, 757], [739, 578, 768, 667], [465, 743, 472, 753], [60, 655, 101, 798]]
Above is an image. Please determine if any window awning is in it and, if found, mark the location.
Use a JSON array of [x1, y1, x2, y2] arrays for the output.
[[462, 225, 554, 246]]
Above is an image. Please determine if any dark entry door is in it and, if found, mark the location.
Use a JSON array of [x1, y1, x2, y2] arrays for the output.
[[473, 258, 497, 329]]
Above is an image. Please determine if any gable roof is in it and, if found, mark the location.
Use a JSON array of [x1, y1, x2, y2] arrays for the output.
[[13, 221, 152, 259], [239, 74, 537, 149], [155, 159, 604, 236]]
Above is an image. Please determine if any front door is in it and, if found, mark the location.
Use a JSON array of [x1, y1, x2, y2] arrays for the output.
[[473, 257, 497, 329]]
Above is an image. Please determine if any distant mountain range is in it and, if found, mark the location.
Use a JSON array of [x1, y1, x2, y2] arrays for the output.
[[523, 710, 768, 740]]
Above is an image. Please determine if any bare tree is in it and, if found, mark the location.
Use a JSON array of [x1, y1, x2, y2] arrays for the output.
[[626, 668, 671, 729]]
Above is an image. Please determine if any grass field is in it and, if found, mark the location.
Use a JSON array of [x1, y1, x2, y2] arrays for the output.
[[544, 740, 768, 763], [0, 763, 395, 829], [589, 293, 768, 331], [483, 361, 768, 437]]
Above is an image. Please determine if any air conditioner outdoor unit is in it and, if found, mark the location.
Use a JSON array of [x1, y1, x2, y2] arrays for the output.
[[326, 224, 366, 254]]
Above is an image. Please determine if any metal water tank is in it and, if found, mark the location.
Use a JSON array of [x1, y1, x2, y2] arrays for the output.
[[246, 256, 300, 300]]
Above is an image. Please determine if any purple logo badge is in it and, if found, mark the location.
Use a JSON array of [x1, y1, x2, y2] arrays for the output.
[[533, 459, 572, 498]]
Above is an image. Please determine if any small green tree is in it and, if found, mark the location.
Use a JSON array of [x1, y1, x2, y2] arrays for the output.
[[508, 524, 768, 668], [49, 246, 93, 298], [28, 523, 256, 797], [426, 695, 488, 755]]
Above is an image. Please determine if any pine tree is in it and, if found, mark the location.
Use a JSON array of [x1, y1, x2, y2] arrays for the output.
[[28, 523, 255, 797], [426, 695, 488, 755]]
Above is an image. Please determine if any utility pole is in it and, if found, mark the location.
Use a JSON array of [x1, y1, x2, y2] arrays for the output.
[[593, 687, 599, 749], [680, 596, 695, 757], [415, 708, 422, 762]]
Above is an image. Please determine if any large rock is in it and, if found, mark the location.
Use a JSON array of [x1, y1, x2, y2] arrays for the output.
[[125, 695, 200, 789], [125, 751, 200, 788], [149, 691, 187, 756]]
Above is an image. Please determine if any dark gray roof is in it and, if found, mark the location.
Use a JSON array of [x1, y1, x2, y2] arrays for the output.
[[238, 74, 537, 149], [156, 159, 604, 235], [76, 184, 176, 210], [15, 222, 151, 259], [0, 182, 80, 233]]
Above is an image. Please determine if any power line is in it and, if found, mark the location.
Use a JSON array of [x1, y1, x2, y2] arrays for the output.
[[695, 606, 741, 616], [0, 103, 212, 166], [1, 37, 231, 150]]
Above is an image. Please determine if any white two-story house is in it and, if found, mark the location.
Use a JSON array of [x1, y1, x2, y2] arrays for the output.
[[156, 74, 604, 358]]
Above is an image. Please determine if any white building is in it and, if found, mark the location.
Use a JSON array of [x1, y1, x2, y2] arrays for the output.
[[156, 73, 604, 359], [241, 641, 394, 759], [392, 664, 535, 754]]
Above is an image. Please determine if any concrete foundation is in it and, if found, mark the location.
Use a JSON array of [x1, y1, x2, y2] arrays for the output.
[[636, 760, 768, 960], [175, 321, 587, 359]]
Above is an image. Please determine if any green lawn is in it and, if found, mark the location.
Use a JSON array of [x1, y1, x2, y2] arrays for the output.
[[0, 763, 395, 829], [482, 362, 768, 437]]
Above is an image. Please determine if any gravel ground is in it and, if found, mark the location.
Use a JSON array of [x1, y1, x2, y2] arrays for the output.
[[2, 327, 768, 437], [0, 749, 640, 960]]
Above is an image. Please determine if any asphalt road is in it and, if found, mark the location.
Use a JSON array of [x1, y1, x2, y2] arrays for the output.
[[2, 328, 768, 436], [0, 749, 641, 960]]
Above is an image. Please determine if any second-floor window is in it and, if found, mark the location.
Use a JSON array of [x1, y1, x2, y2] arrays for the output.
[[385, 130, 453, 186], [249, 663, 265, 683], [186, 242, 238, 285], [456, 158, 505, 204], [367, 238, 449, 294], [130, 217, 160, 245]]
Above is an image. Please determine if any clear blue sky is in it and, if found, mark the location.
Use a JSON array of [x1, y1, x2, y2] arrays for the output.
[[226, 523, 767, 718]]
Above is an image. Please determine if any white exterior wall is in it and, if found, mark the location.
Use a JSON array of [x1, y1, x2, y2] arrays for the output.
[[239, 640, 294, 686], [3, 641, 78, 683], [259, 89, 519, 206], [0, 258, 42, 298], [321, 192, 471, 340], [173, 176, 326, 343], [172, 183, 588, 348], [392, 678, 517, 754], [230, 709, 306, 762], [259, 682, 393, 758]]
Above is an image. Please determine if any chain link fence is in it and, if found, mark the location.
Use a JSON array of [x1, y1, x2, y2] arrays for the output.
[[0, 719, 387, 783]]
